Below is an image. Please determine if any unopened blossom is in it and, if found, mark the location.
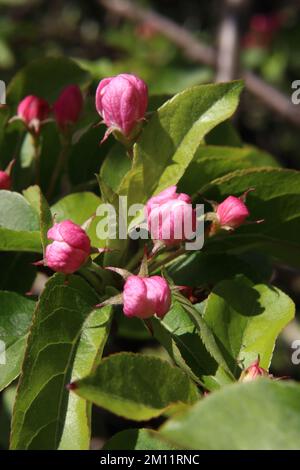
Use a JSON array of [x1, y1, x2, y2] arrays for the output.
[[45, 220, 91, 274], [123, 274, 171, 319], [145, 185, 196, 246], [17, 95, 50, 133], [216, 195, 250, 230], [240, 358, 269, 383], [96, 73, 148, 141], [0, 171, 11, 190], [54, 84, 83, 129]]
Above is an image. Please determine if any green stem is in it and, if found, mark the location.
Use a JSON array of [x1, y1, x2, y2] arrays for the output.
[[79, 267, 103, 295], [149, 246, 186, 273], [47, 133, 71, 200], [33, 134, 41, 186], [125, 247, 144, 273]]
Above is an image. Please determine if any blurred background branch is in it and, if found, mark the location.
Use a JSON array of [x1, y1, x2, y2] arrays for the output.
[[100, 0, 300, 127], [216, 0, 249, 82]]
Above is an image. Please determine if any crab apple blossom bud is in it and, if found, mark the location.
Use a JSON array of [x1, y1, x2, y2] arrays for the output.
[[0, 171, 11, 190], [17, 95, 50, 133], [0, 160, 14, 190], [54, 85, 83, 129], [95, 73, 148, 140], [45, 220, 91, 274], [145, 185, 196, 246], [216, 195, 249, 229], [240, 358, 269, 383], [123, 275, 171, 319]]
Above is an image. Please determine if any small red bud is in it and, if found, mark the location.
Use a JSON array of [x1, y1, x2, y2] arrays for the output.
[[66, 382, 78, 391]]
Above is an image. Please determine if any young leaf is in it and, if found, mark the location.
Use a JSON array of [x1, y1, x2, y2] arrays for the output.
[[179, 145, 279, 196], [103, 428, 178, 450], [23, 185, 53, 253], [0, 191, 42, 252], [0, 252, 37, 294], [0, 291, 35, 392], [205, 120, 242, 147], [118, 81, 244, 206], [58, 305, 113, 450], [167, 251, 273, 286], [51, 192, 103, 248], [7, 57, 91, 105], [71, 352, 200, 421], [10, 274, 107, 450], [151, 296, 233, 391], [203, 277, 295, 371], [160, 379, 300, 449]]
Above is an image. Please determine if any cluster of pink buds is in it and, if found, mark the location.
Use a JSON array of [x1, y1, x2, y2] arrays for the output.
[[13, 84, 83, 135], [95, 73, 148, 144], [21, 72, 263, 328]]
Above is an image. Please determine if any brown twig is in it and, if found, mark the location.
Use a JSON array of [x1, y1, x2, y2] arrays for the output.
[[99, 0, 300, 128], [216, 0, 249, 82]]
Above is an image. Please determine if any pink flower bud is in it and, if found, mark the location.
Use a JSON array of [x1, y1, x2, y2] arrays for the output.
[[216, 195, 249, 229], [54, 85, 83, 129], [250, 14, 281, 35], [17, 95, 50, 133], [123, 275, 171, 319], [0, 171, 11, 190], [240, 358, 269, 383], [45, 220, 91, 274], [95, 73, 148, 138], [145, 185, 196, 245]]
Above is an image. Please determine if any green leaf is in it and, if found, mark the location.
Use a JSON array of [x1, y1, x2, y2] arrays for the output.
[[0, 291, 35, 392], [51, 192, 103, 248], [179, 145, 279, 196], [152, 295, 233, 391], [7, 57, 91, 104], [59, 305, 113, 450], [0, 191, 42, 252], [51, 192, 100, 225], [201, 168, 300, 267], [167, 251, 273, 286], [23, 185, 53, 253], [0, 385, 16, 450], [160, 379, 300, 449], [0, 253, 37, 294], [10, 274, 104, 450], [100, 143, 131, 194], [203, 277, 295, 371], [118, 81, 244, 206], [72, 352, 199, 421], [68, 96, 113, 188], [205, 120, 242, 147], [103, 428, 178, 450]]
